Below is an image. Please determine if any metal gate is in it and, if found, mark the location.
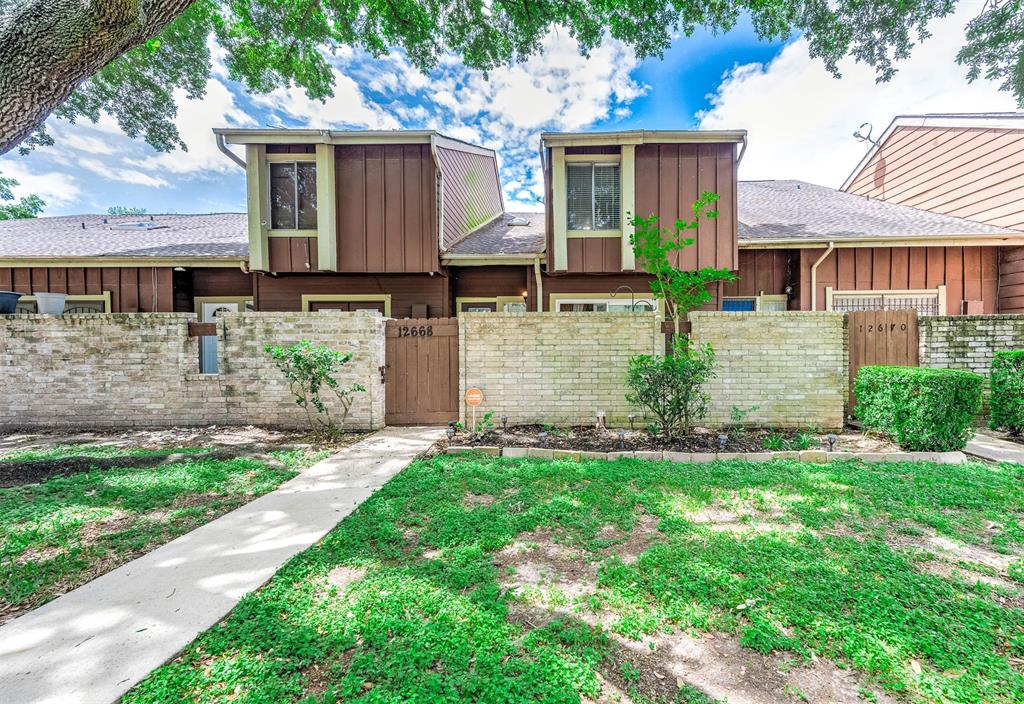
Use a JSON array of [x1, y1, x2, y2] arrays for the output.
[[384, 318, 459, 425], [848, 310, 919, 414]]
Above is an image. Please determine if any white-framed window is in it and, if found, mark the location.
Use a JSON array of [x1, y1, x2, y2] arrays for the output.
[[566, 162, 621, 231], [825, 286, 945, 316], [15, 292, 111, 314], [456, 296, 529, 316], [552, 296, 657, 313], [720, 294, 789, 312], [269, 161, 317, 230]]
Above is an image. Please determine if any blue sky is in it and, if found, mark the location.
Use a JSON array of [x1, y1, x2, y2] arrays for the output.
[[0, 0, 1016, 217]]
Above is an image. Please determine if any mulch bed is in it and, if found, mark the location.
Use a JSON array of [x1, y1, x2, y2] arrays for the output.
[[467, 424, 815, 453]]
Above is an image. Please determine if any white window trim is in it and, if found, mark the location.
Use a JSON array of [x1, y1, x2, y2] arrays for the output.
[[565, 160, 622, 236], [456, 296, 528, 316], [825, 285, 946, 315], [17, 292, 112, 313], [552, 147, 636, 272], [300, 293, 392, 317], [267, 157, 317, 233], [550, 294, 659, 312]]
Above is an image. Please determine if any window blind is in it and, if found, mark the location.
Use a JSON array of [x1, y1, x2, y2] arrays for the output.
[[565, 162, 621, 231]]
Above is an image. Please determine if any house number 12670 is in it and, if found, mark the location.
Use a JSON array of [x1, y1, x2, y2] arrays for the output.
[[398, 325, 433, 337]]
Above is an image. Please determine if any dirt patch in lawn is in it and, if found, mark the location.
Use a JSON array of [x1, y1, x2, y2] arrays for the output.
[[462, 425, 899, 454], [0, 425, 368, 459], [597, 628, 896, 704], [0, 450, 237, 488], [498, 505, 895, 704]]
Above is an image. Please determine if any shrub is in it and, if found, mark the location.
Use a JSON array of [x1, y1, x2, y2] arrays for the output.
[[625, 339, 715, 439], [265, 340, 365, 437], [855, 366, 982, 451], [990, 350, 1024, 435]]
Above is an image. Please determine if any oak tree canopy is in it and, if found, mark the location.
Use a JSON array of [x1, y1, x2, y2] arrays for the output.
[[0, 0, 1018, 158]]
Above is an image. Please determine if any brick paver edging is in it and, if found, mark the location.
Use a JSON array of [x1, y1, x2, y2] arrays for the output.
[[446, 446, 967, 464]]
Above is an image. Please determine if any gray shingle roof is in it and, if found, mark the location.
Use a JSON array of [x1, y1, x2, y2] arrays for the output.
[[446, 212, 546, 255], [0, 213, 248, 259], [738, 180, 1018, 241]]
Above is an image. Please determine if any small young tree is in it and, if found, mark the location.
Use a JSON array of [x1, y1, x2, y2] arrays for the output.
[[625, 339, 716, 439], [264, 340, 365, 437], [630, 191, 738, 335]]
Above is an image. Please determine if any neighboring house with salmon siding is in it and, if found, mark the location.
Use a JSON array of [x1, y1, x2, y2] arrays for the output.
[[3, 120, 1024, 320], [842, 112, 1024, 313]]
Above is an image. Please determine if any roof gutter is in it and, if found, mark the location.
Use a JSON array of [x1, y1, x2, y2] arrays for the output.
[[810, 241, 835, 312], [216, 132, 246, 169], [739, 233, 1024, 249]]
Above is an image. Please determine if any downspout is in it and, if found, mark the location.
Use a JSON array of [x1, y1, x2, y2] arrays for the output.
[[430, 135, 445, 259], [533, 257, 543, 312], [736, 133, 748, 166], [216, 133, 246, 169], [810, 242, 835, 312]]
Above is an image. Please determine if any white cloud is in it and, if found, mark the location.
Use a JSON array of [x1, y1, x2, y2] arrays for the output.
[[78, 158, 169, 187], [0, 158, 80, 207], [250, 68, 400, 130], [136, 78, 256, 174], [698, 0, 1018, 187]]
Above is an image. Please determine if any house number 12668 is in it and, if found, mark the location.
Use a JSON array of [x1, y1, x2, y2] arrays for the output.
[[398, 325, 433, 337]]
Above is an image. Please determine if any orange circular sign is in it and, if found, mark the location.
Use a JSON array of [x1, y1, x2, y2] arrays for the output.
[[465, 388, 484, 407]]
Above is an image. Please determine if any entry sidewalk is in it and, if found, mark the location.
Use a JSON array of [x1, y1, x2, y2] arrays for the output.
[[967, 431, 1024, 464], [0, 426, 443, 704]]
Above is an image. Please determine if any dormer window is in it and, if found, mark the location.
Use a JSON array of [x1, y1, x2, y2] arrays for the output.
[[270, 161, 317, 230], [566, 162, 621, 231]]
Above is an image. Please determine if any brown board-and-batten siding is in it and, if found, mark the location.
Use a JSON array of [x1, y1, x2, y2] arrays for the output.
[[845, 126, 1024, 230], [798, 246, 1000, 314], [634, 143, 738, 273], [544, 142, 738, 275], [335, 144, 438, 273], [725, 249, 794, 301], [1000, 246, 1024, 313], [254, 273, 450, 318], [0, 266, 175, 312], [268, 237, 318, 273], [435, 146, 504, 249]]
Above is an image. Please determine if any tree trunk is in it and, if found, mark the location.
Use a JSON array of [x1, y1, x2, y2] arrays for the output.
[[0, 0, 194, 155]]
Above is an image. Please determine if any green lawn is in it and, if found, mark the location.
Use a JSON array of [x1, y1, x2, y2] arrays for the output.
[[0, 448, 321, 622], [125, 455, 1024, 704]]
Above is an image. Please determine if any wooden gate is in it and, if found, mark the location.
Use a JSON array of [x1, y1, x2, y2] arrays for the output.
[[384, 318, 459, 425], [848, 310, 919, 414]]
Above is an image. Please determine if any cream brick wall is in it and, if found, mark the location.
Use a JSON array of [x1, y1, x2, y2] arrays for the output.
[[689, 312, 847, 429], [920, 315, 1024, 411], [0, 312, 385, 430], [459, 312, 663, 426], [920, 315, 1024, 376]]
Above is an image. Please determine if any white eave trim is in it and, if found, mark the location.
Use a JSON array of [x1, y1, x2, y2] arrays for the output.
[[739, 233, 1024, 249], [541, 129, 747, 148], [442, 253, 542, 266], [215, 128, 436, 145]]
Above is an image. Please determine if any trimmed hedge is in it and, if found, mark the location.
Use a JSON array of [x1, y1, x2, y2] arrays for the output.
[[990, 350, 1024, 435], [855, 366, 983, 451]]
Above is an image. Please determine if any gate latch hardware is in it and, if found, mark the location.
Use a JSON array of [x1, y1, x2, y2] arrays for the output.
[[379, 365, 387, 383]]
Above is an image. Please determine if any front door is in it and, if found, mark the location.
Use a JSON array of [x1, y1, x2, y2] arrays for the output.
[[200, 301, 238, 373]]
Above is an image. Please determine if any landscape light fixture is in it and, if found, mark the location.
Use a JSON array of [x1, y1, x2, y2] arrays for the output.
[[595, 410, 606, 428], [501, 415, 508, 430], [827, 433, 838, 452], [718, 434, 729, 451], [445, 426, 456, 442], [628, 414, 636, 430], [539, 431, 548, 447], [617, 430, 626, 450]]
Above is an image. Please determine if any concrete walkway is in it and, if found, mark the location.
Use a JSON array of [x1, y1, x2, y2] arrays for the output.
[[0, 426, 443, 704], [966, 431, 1024, 464]]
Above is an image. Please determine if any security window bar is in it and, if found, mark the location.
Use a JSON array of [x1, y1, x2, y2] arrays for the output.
[[270, 161, 317, 230], [830, 292, 939, 316], [566, 163, 621, 231]]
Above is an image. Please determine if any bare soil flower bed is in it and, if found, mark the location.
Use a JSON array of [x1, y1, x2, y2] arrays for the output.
[[463, 424, 897, 453]]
